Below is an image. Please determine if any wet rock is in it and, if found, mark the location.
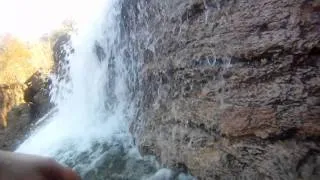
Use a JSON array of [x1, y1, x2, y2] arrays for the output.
[[0, 103, 33, 150], [53, 34, 71, 66], [220, 107, 278, 139], [121, 0, 320, 179], [82, 143, 159, 180], [0, 71, 53, 150], [52, 34, 73, 81], [94, 41, 106, 62], [24, 71, 53, 119]]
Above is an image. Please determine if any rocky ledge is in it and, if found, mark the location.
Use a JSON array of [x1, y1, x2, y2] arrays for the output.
[[122, 0, 320, 179]]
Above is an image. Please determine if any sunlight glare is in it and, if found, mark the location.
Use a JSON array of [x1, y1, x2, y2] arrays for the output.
[[0, 0, 104, 40]]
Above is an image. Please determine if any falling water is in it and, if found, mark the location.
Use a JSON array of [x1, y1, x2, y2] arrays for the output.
[[15, 0, 159, 179], [15, 0, 194, 179]]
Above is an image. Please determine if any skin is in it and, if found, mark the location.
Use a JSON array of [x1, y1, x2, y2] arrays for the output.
[[0, 151, 80, 180]]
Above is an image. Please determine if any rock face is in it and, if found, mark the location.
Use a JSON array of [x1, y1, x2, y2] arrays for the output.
[[121, 0, 320, 179], [0, 103, 32, 150], [52, 34, 72, 79], [0, 72, 53, 150], [24, 72, 53, 119], [0, 34, 69, 150], [0, 84, 25, 128]]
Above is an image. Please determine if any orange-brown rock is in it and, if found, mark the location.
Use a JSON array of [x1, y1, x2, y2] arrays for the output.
[[0, 72, 53, 150], [0, 84, 25, 128], [220, 107, 278, 139]]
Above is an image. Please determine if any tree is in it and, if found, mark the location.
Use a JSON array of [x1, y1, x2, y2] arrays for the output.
[[0, 35, 52, 84]]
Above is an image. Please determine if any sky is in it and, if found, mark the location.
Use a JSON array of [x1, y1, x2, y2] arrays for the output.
[[0, 0, 101, 40]]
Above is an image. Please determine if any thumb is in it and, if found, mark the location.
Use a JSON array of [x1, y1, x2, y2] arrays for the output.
[[61, 168, 81, 180]]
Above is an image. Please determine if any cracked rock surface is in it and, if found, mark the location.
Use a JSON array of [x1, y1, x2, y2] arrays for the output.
[[120, 0, 320, 179]]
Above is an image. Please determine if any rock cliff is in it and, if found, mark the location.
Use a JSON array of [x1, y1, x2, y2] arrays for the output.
[[0, 72, 52, 150], [0, 35, 61, 150], [121, 0, 320, 179]]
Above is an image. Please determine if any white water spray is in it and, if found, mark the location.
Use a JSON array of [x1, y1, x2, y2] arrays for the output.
[[15, 0, 194, 179], [16, 0, 135, 176]]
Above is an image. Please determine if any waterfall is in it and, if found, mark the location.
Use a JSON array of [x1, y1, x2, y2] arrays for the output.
[[15, 0, 158, 179], [14, 0, 194, 179]]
